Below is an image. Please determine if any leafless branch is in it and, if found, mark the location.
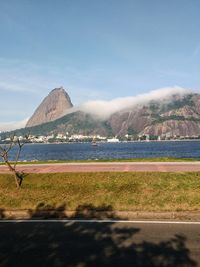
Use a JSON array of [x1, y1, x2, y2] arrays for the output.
[[0, 133, 29, 188]]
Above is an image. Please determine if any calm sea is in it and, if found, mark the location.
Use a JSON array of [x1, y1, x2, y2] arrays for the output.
[[3, 141, 200, 161]]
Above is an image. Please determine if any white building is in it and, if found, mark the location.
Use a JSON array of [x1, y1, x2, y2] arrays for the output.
[[107, 138, 120, 143]]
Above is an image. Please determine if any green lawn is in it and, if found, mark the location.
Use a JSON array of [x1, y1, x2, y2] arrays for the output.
[[1, 157, 200, 165], [0, 172, 200, 212]]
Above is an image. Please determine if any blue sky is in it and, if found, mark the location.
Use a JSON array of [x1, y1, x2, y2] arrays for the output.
[[1, 0, 200, 125]]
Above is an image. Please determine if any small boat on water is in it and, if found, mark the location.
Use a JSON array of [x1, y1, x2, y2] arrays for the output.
[[91, 136, 99, 146], [91, 141, 98, 146]]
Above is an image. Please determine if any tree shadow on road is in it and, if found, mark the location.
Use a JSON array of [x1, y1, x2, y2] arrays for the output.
[[0, 203, 197, 267]]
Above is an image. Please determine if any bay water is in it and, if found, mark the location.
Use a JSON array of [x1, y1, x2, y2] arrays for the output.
[[3, 141, 200, 161]]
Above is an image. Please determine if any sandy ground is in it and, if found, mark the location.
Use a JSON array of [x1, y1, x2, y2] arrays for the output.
[[1, 162, 200, 173]]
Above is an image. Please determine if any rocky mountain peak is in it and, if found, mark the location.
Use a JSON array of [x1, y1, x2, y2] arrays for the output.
[[26, 87, 73, 127], [51, 86, 65, 93]]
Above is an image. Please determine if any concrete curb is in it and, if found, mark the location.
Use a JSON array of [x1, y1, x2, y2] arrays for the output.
[[1, 210, 200, 221]]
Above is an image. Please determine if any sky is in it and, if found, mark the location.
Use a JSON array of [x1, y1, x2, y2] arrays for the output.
[[1, 0, 200, 129]]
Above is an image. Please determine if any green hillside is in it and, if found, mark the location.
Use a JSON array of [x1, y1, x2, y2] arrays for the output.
[[0, 111, 113, 139]]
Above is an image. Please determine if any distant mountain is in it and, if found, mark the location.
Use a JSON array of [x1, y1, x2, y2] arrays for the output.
[[2, 111, 112, 138], [3, 91, 200, 139], [108, 93, 200, 137], [26, 87, 73, 127]]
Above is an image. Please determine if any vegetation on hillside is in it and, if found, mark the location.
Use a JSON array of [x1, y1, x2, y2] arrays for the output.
[[0, 111, 112, 139]]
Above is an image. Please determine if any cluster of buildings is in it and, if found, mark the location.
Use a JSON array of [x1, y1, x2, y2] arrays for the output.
[[1, 132, 200, 144], [127, 134, 200, 141], [0, 133, 120, 143]]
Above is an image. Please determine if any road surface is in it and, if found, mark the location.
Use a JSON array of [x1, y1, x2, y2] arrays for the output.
[[0, 220, 199, 266], [1, 162, 200, 173]]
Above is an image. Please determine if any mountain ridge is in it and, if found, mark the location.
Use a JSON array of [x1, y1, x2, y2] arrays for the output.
[[2, 90, 200, 139]]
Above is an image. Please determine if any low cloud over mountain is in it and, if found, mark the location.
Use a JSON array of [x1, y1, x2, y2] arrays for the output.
[[0, 86, 192, 132], [79, 86, 191, 119]]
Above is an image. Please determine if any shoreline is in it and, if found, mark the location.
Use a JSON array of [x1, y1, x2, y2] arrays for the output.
[[1, 139, 200, 145]]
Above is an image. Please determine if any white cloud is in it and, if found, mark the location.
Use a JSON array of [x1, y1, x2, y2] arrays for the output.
[[0, 118, 29, 132], [79, 86, 192, 119]]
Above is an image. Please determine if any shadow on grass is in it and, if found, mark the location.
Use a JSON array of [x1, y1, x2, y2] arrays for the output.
[[0, 203, 197, 267], [0, 208, 5, 219], [28, 202, 117, 220]]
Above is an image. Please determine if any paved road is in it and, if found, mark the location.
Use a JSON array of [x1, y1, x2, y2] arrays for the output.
[[1, 162, 200, 173], [0, 220, 199, 266]]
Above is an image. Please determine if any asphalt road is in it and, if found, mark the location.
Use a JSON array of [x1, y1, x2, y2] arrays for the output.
[[1, 162, 200, 173], [0, 221, 199, 266]]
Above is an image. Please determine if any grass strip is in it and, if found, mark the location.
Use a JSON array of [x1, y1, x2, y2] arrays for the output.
[[0, 172, 200, 212], [1, 157, 200, 165]]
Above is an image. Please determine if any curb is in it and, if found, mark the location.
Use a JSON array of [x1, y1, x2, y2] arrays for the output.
[[1, 210, 200, 221]]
